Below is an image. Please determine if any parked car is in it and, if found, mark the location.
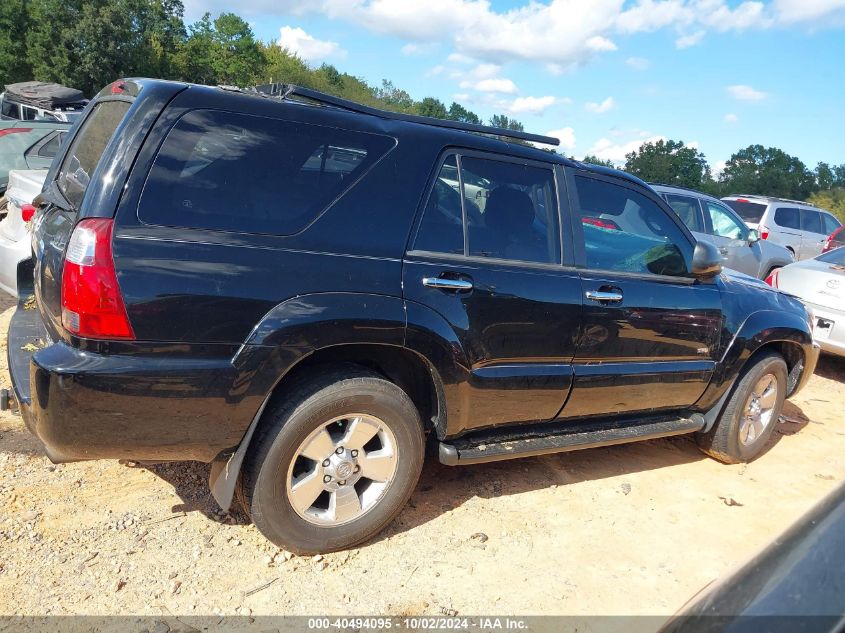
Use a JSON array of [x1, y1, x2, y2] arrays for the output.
[[0, 120, 70, 193], [0, 169, 47, 297], [652, 184, 793, 279], [766, 248, 845, 357], [3, 79, 819, 554], [0, 81, 87, 123], [660, 481, 845, 632], [722, 194, 841, 261], [822, 225, 844, 253]]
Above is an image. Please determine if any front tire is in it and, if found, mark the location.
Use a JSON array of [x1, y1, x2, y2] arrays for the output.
[[239, 367, 425, 554], [696, 352, 787, 464]]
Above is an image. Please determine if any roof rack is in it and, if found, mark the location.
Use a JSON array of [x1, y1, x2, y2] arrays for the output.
[[729, 193, 810, 205], [246, 83, 561, 147], [648, 182, 709, 195]]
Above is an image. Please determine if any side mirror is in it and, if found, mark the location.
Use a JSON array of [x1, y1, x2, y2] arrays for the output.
[[692, 241, 723, 279], [747, 228, 760, 244]]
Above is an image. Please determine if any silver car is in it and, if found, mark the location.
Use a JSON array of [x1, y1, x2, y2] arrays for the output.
[[652, 184, 794, 279], [769, 247, 845, 357], [722, 194, 841, 261]]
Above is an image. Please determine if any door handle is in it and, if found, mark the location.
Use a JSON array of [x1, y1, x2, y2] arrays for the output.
[[585, 290, 623, 303], [422, 276, 473, 291]]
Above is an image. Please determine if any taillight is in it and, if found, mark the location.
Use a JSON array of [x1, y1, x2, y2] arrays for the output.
[[0, 127, 32, 138], [765, 269, 779, 288], [759, 225, 770, 240], [21, 204, 36, 222], [61, 219, 134, 340]]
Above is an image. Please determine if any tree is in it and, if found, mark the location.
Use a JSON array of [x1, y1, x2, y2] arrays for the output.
[[176, 13, 217, 85], [580, 154, 615, 168], [447, 102, 481, 125], [807, 188, 845, 224], [489, 114, 524, 131], [375, 80, 414, 111], [624, 139, 710, 189], [0, 0, 32, 83], [209, 13, 263, 86], [416, 97, 448, 119], [719, 145, 816, 200]]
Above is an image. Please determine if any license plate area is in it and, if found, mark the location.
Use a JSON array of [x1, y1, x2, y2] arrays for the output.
[[815, 317, 834, 340]]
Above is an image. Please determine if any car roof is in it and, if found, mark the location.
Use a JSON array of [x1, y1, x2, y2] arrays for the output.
[[648, 182, 723, 204], [721, 193, 828, 212], [122, 78, 649, 190]]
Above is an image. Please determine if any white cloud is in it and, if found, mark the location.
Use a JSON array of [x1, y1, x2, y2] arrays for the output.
[[505, 95, 557, 114], [277, 26, 345, 62], [545, 127, 576, 151], [585, 97, 615, 113], [401, 42, 438, 56], [727, 84, 769, 100], [772, 0, 845, 24], [712, 159, 728, 178], [586, 134, 666, 165], [675, 29, 705, 47], [470, 78, 519, 94], [626, 56, 651, 70], [724, 113, 739, 123], [447, 52, 474, 64]]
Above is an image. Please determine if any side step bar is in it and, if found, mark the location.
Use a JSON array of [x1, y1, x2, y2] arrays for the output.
[[438, 416, 704, 465]]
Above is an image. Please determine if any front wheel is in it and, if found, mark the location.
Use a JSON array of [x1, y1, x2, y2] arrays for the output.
[[238, 367, 425, 554], [696, 351, 787, 464]]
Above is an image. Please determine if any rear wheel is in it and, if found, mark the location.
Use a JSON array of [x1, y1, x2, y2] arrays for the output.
[[696, 351, 787, 464], [238, 367, 425, 554]]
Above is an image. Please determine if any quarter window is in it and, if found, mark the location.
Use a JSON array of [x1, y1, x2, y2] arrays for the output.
[[138, 109, 395, 235], [574, 176, 689, 276], [801, 209, 823, 234], [822, 213, 841, 235], [705, 202, 746, 239], [774, 207, 800, 230]]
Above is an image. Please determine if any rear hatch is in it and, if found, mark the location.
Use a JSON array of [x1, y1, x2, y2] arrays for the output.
[[32, 99, 131, 340], [1, 169, 47, 242], [723, 198, 768, 230], [779, 258, 845, 313]]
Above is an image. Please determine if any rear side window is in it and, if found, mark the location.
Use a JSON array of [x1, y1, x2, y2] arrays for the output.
[[664, 194, 703, 232], [801, 209, 823, 234], [138, 110, 395, 235], [774, 207, 800, 230], [574, 176, 689, 276], [1, 100, 18, 118], [724, 199, 767, 222], [58, 101, 131, 209]]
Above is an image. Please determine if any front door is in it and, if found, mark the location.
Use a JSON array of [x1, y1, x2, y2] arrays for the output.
[[403, 152, 582, 436], [563, 170, 722, 419]]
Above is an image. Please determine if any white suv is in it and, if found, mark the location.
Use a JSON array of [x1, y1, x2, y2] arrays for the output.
[[722, 194, 841, 261]]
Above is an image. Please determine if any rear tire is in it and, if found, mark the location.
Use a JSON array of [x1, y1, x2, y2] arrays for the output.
[[696, 351, 787, 464], [238, 366, 424, 554]]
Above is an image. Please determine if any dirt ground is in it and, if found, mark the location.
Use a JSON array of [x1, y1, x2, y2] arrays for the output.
[[0, 291, 843, 622]]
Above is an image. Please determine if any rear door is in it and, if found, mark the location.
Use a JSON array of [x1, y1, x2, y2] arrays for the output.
[[563, 170, 722, 419], [702, 199, 760, 277], [403, 152, 582, 436], [800, 209, 828, 260], [770, 206, 802, 254]]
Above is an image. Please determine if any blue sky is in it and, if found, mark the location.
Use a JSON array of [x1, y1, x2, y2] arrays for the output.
[[182, 0, 845, 172]]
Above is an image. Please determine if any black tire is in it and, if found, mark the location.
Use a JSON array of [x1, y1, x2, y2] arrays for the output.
[[696, 351, 787, 464], [238, 366, 424, 554]]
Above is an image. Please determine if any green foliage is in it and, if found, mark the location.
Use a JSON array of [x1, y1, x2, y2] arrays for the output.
[[447, 102, 481, 125], [489, 114, 524, 132], [806, 188, 845, 224], [624, 140, 709, 189], [0, 0, 32, 82], [580, 154, 615, 168], [718, 144, 816, 200], [416, 97, 448, 119]]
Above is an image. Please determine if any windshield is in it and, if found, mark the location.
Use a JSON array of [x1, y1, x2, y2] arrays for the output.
[[724, 199, 767, 222], [817, 247, 845, 265], [56, 101, 130, 209]]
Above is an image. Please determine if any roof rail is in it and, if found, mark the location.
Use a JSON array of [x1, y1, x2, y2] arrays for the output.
[[648, 182, 709, 195], [729, 193, 812, 206], [246, 83, 561, 147]]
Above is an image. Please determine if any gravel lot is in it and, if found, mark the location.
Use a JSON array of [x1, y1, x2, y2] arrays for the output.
[[1, 293, 843, 620]]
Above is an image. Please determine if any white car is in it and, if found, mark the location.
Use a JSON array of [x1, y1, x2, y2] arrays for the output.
[[0, 169, 46, 296]]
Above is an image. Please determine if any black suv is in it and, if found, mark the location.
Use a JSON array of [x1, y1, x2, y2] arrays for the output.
[[5, 79, 819, 554]]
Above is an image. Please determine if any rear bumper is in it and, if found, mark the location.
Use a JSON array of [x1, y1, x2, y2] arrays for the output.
[[6, 305, 261, 463], [809, 303, 845, 358]]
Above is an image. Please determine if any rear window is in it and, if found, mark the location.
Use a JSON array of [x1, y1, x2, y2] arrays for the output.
[[724, 199, 767, 222], [774, 207, 800, 230], [58, 101, 130, 209], [138, 109, 395, 235]]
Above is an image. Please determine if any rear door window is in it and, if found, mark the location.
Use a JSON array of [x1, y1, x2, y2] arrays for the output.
[[58, 100, 131, 209], [664, 194, 704, 232], [138, 109, 395, 235], [801, 209, 823, 234], [774, 207, 800, 230]]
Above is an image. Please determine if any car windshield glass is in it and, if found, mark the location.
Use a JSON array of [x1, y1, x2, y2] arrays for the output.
[[724, 199, 767, 222], [57, 100, 130, 209], [817, 248, 845, 265]]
